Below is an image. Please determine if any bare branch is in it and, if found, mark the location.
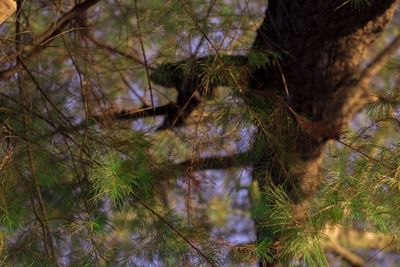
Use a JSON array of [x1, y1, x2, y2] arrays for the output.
[[130, 192, 218, 267], [359, 33, 400, 85], [177, 152, 252, 171], [91, 104, 174, 121], [328, 243, 365, 267], [134, 0, 155, 112], [85, 34, 155, 70], [0, 0, 101, 81]]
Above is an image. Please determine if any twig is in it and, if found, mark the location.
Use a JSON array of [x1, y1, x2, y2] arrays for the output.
[[177, 0, 246, 94], [0, 0, 101, 80], [337, 139, 395, 170], [18, 59, 84, 138], [365, 236, 395, 264], [134, 0, 155, 113], [329, 243, 365, 267], [178, 152, 251, 170], [359, 33, 400, 85], [130, 193, 218, 267], [15, 1, 55, 259], [0, 91, 97, 164], [86, 34, 155, 70], [91, 104, 174, 121]]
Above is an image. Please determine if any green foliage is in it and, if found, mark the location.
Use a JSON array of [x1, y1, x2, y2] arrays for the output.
[[251, 184, 329, 266], [90, 151, 153, 205], [320, 140, 400, 233], [1, 0, 400, 266], [248, 51, 270, 69], [89, 133, 178, 206], [255, 240, 274, 264]]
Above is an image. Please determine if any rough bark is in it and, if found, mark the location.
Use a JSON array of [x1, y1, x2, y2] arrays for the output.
[[148, 0, 399, 264], [253, 0, 397, 128], [250, 0, 398, 265]]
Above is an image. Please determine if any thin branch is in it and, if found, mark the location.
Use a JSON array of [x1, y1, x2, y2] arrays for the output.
[[365, 236, 396, 264], [18, 59, 88, 142], [359, 33, 400, 85], [0, 91, 96, 164], [177, 0, 246, 94], [191, 0, 217, 56], [329, 243, 365, 267], [0, 0, 101, 80], [322, 224, 397, 266], [337, 139, 395, 170], [86, 34, 155, 70], [177, 152, 252, 171], [91, 104, 175, 121], [17, 67, 55, 262], [15, 2, 55, 258], [130, 193, 218, 267], [62, 36, 91, 155], [118, 71, 148, 106], [134, 0, 155, 112]]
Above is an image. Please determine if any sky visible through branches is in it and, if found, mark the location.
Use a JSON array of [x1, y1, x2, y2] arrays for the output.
[[1, 1, 400, 266]]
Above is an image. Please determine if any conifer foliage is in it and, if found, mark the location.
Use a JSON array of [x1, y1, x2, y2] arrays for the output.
[[1, 0, 400, 266]]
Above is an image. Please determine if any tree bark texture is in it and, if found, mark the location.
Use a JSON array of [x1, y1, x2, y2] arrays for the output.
[[253, 0, 397, 210], [250, 0, 398, 264], [146, 0, 399, 264], [253, 0, 397, 123]]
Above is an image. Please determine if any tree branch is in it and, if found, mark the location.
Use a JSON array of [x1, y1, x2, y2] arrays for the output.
[[359, 33, 400, 85], [0, 0, 101, 81], [85, 34, 154, 70], [328, 243, 365, 267], [250, 2, 399, 263], [130, 193, 218, 266], [90, 104, 174, 121], [177, 152, 252, 171]]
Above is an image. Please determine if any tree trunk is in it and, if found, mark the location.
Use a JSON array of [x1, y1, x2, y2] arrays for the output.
[[148, 1, 399, 264], [250, 0, 398, 264]]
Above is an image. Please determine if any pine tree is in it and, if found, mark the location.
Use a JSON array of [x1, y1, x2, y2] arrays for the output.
[[1, 0, 400, 266]]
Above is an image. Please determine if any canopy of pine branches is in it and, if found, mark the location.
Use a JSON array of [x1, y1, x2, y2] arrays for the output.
[[1, 0, 400, 266]]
